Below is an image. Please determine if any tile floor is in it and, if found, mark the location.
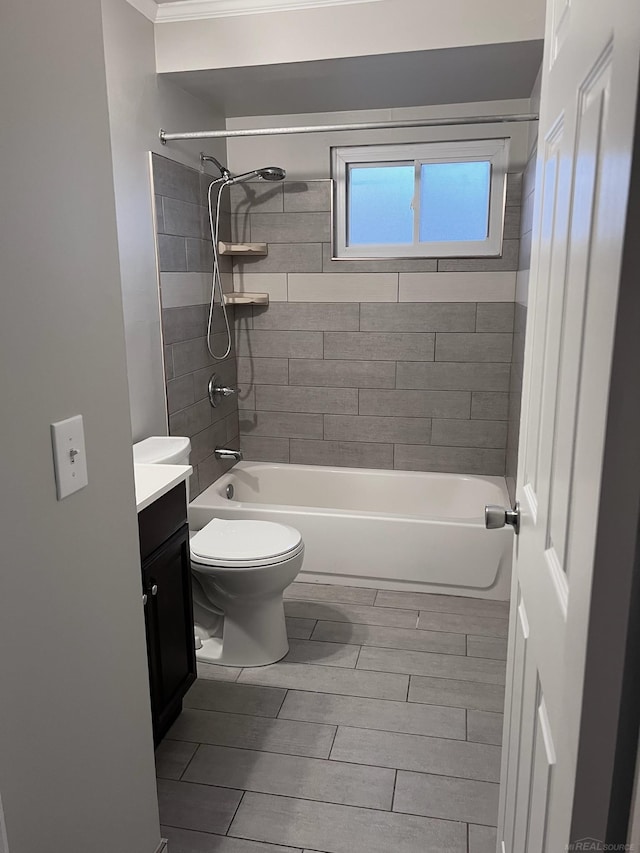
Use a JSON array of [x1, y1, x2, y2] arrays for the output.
[[155, 582, 510, 853]]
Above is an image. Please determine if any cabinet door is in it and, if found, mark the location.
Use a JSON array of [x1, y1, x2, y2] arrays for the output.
[[143, 524, 196, 742]]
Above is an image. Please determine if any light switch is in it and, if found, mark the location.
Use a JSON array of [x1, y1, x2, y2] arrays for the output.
[[51, 415, 88, 500]]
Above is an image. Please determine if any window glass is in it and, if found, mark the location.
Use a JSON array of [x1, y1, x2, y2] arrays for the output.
[[332, 139, 508, 258], [419, 161, 491, 242], [348, 165, 414, 245]]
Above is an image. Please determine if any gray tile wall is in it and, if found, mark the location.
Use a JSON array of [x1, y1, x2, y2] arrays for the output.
[[153, 154, 239, 497], [230, 176, 522, 476], [232, 302, 513, 474], [506, 152, 537, 500]]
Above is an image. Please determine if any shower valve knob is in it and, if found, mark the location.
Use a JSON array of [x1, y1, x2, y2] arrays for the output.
[[208, 373, 237, 408]]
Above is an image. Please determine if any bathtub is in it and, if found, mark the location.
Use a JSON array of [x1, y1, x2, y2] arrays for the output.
[[189, 462, 513, 600]]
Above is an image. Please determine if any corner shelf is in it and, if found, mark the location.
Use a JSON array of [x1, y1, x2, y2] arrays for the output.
[[223, 292, 269, 306], [218, 241, 268, 256]]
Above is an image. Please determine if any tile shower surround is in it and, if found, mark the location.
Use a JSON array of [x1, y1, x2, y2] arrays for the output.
[[153, 156, 523, 488], [230, 175, 522, 476], [153, 153, 240, 498]]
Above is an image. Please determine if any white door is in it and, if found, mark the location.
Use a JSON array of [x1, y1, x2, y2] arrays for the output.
[[496, 0, 640, 848]]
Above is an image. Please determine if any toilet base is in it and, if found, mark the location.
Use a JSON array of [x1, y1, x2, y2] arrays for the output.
[[195, 593, 290, 668]]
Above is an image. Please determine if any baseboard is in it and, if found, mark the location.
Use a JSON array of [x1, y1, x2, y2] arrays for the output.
[[154, 840, 168, 853]]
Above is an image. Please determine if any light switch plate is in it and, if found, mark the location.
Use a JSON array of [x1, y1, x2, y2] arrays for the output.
[[51, 415, 88, 500]]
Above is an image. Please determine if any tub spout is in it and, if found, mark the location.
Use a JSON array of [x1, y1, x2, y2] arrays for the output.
[[215, 447, 243, 461]]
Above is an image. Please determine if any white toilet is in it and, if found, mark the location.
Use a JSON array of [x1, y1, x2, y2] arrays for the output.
[[132, 436, 304, 667], [190, 519, 304, 666]]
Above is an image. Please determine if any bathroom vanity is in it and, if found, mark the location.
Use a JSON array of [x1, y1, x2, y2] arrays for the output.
[[135, 463, 195, 744]]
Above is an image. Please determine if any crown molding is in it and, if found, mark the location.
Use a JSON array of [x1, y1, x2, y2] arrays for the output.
[[126, 0, 383, 24], [125, 0, 158, 21]]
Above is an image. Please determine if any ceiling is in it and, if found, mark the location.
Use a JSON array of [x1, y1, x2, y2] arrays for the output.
[[163, 41, 543, 118]]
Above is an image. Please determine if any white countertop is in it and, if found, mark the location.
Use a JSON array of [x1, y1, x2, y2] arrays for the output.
[[134, 463, 192, 513]]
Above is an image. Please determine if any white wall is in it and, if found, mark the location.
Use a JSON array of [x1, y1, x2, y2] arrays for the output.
[[155, 0, 545, 73], [0, 1, 161, 851], [226, 99, 535, 179], [102, 0, 227, 441]]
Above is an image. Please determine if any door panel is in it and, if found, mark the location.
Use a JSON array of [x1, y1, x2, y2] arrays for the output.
[[522, 119, 566, 503], [546, 50, 612, 578], [526, 695, 556, 852]]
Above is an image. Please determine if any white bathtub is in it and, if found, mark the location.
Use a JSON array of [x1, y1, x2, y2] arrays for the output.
[[189, 462, 513, 599]]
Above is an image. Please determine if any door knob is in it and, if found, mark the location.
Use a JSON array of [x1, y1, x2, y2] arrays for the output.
[[150, 583, 158, 596], [485, 502, 520, 535], [142, 593, 148, 606]]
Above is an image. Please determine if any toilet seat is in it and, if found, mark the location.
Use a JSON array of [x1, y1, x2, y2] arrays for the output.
[[190, 518, 303, 569]]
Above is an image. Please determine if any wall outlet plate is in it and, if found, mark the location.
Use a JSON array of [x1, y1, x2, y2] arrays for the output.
[[50, 415, 88, 500]]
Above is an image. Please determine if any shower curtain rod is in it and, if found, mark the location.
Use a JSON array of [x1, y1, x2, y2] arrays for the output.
[[159, 112, 539, 144]]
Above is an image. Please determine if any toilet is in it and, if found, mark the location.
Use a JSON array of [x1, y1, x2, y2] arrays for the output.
[[132, 436, 304, 667]]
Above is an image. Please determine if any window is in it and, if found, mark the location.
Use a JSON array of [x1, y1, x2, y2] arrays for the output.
[[331, 139, 509, 259]]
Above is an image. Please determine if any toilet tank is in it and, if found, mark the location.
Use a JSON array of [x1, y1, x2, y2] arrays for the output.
[[133, 436, 191, 466]]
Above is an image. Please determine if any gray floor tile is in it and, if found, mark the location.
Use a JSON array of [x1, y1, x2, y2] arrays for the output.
[[469, 824, 498, 853], [286, 617, 317, 639], [157, 778, 242, 835], [467, 711, 504, 745], [168, 708, 336, 758], [331, 726, 501, 782], [409, 675, 505, 712], [311, 620, 466, 655], [283, 638, 361, 668], [238, 662, 408, 701], [184, 680, 286, 717], [197, 662, 241, 682], [161, 827, 302, 853], [394, 770, 499, 825], [229, 792, 467, 853], [285, 600, 418, 628], [375, 590, 509, 618], [278, 690, 466, 740], [418, 611, 509, 639], [393, 770, 500, 826], [155, 739, 198, 780], [285, 582, 377, 605], [357, 646, 506, 685], [467, 635, 508, 661], [156, 581, 515, 851], [183, 744, 395, 810]]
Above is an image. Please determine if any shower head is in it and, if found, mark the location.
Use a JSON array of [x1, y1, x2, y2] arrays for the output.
[[201, 152, 231, 181], [226, 166, 286, 185]]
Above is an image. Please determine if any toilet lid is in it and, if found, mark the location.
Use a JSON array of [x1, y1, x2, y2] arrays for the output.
[[190, 519, 303, 568]]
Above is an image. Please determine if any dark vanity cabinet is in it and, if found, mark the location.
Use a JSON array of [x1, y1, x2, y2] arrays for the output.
[[138, 482, 196, 744]]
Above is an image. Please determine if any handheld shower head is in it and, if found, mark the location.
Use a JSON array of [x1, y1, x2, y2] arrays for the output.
[[257, 166, 286, 182], [226, 166, 286, 185]]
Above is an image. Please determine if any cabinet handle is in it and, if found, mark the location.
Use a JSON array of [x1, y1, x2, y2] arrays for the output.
[[142, 593, 148, 606], [151, 583, 158, 596]]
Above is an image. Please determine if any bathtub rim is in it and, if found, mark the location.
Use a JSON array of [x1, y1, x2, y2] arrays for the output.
[[190, 460, 511, 527]]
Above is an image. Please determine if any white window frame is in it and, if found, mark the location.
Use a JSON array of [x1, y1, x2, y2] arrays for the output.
[[331, 138, 510, 259]]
